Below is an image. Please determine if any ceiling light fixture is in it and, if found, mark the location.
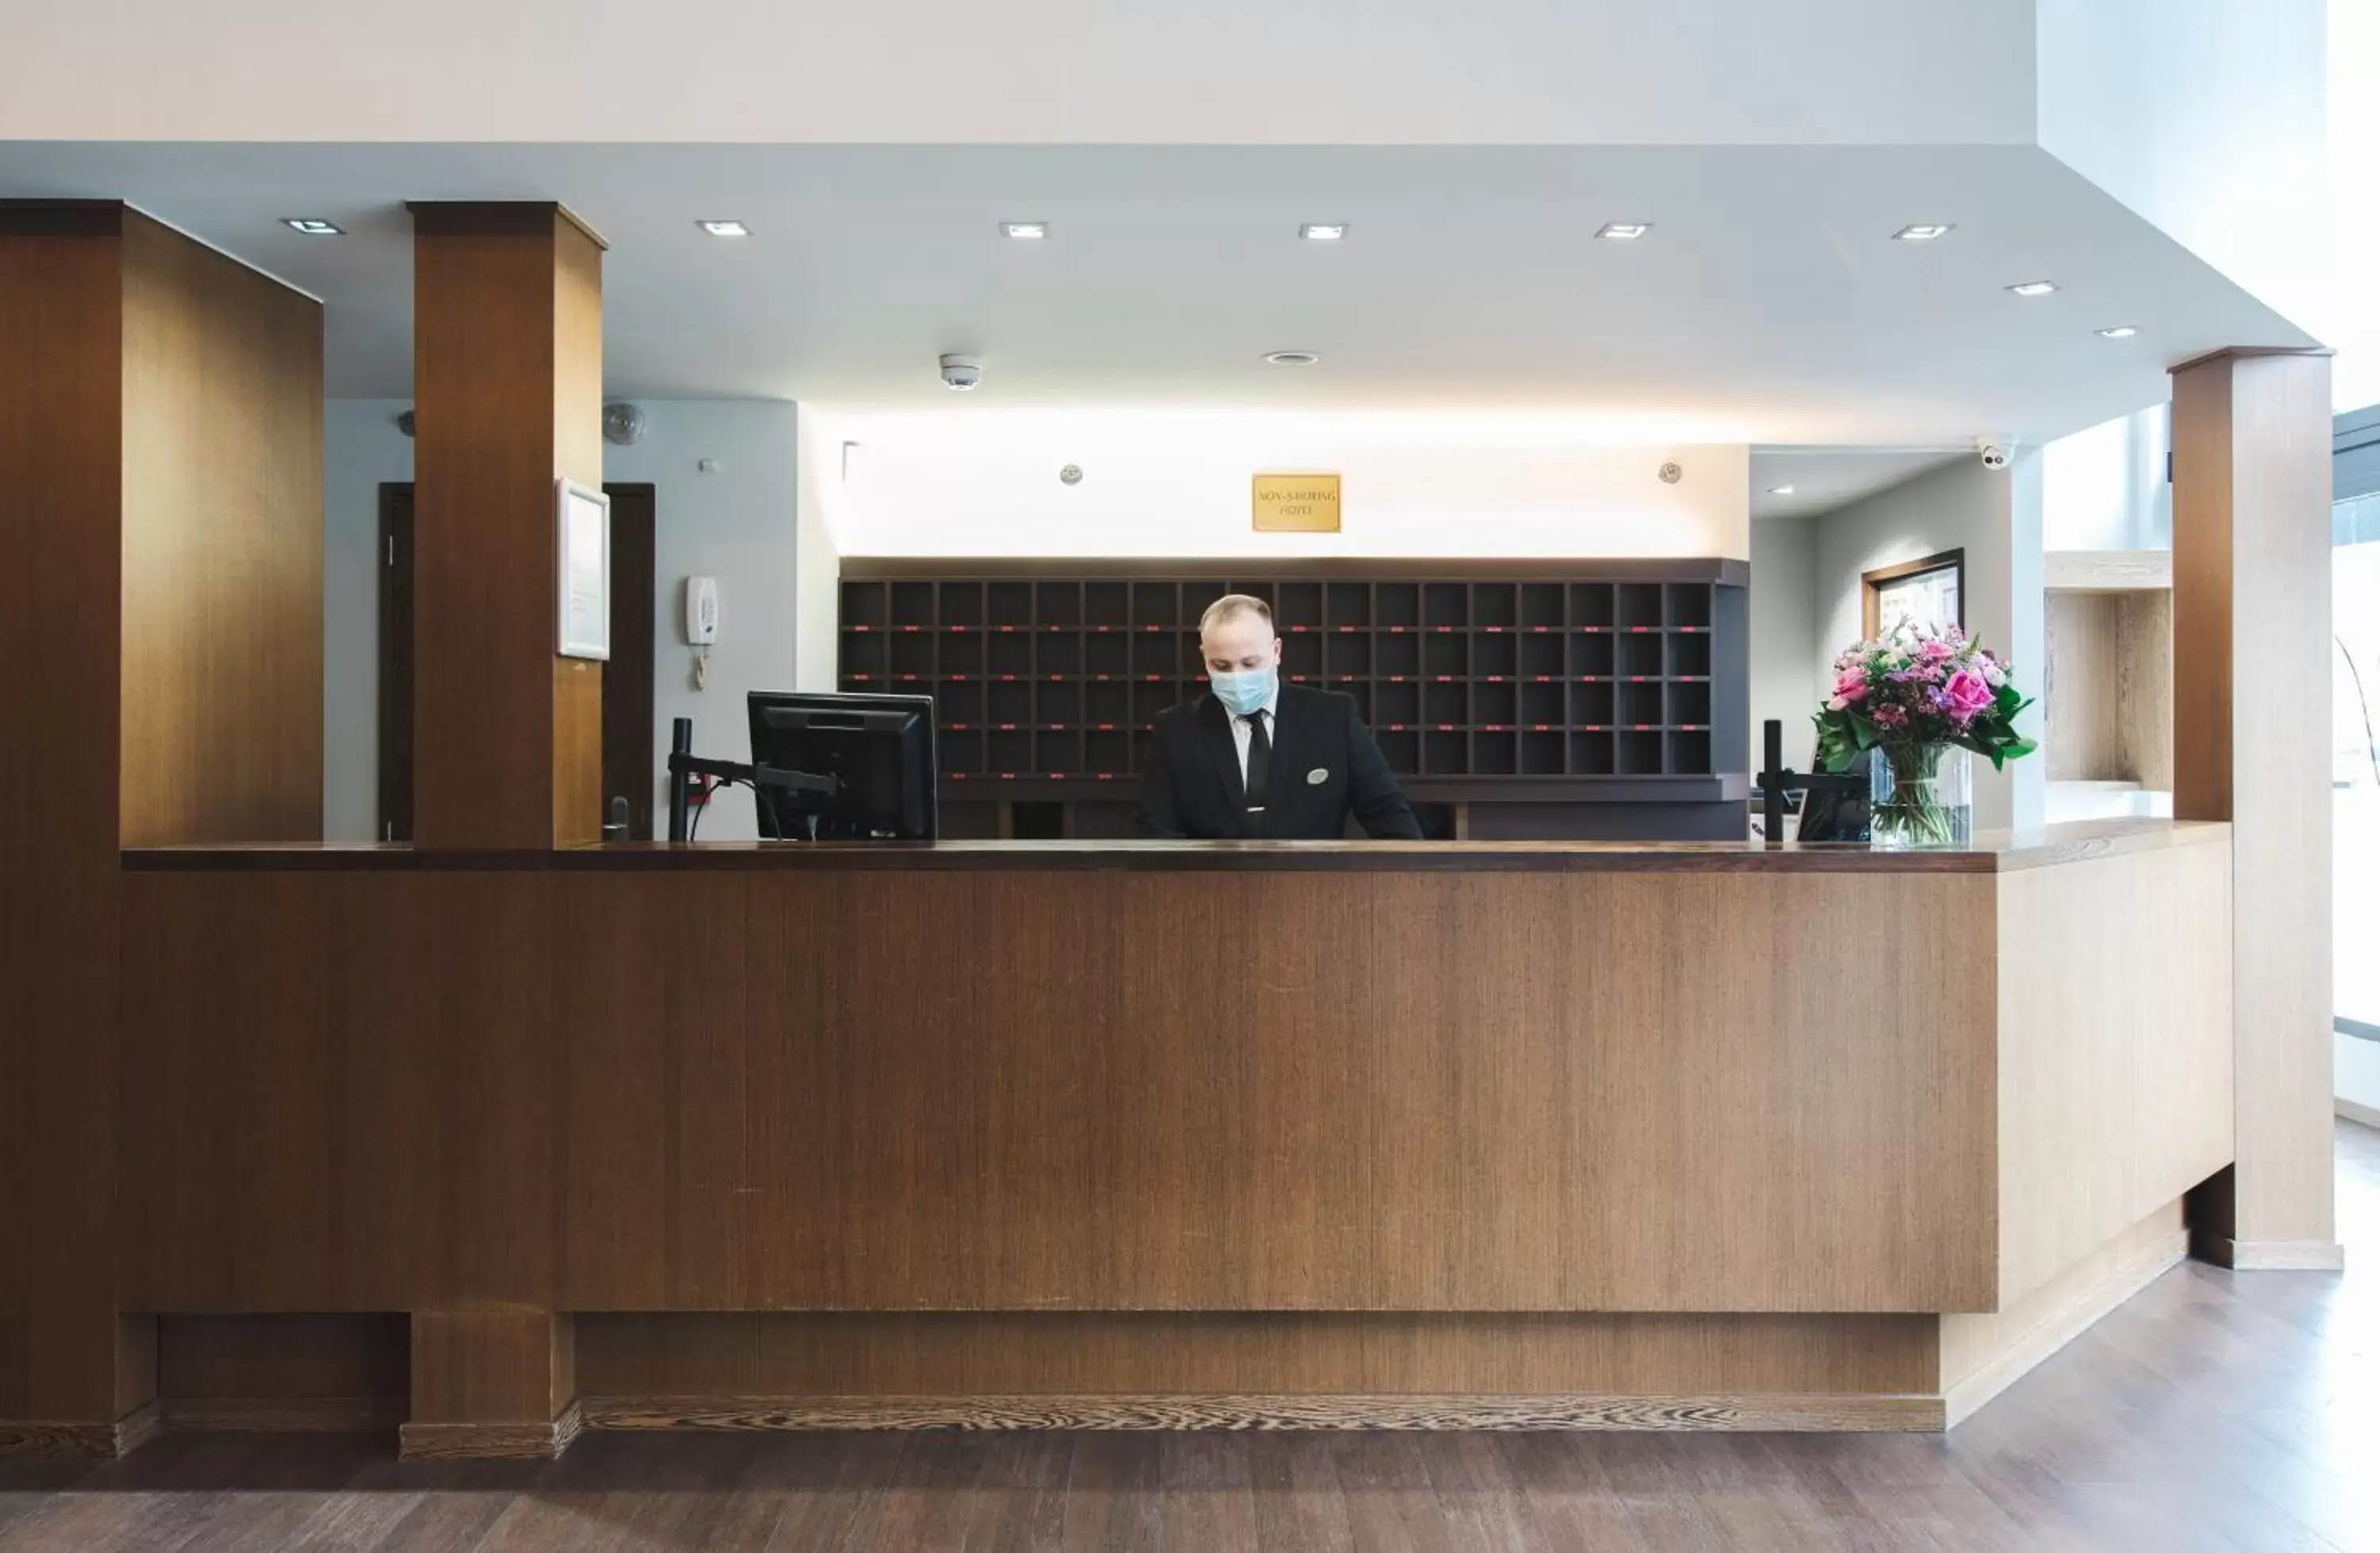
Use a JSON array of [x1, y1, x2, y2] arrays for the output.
[[2096, 325, 2140, 339], [1892, 224, 1955, 242], [1767, 485, 1796, 496], [1299, 224, 1348, 241], [282, 218, 344, 236], [1263, 351, 1320, 366], [1000, 221, 1049, 240], [1596, 223, 1653, 240], [697, 220, 751, 238], [2006, 281, 2059, 297]]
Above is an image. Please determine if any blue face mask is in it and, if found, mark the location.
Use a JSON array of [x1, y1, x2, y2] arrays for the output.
[[1209, 665, 1276, 718]]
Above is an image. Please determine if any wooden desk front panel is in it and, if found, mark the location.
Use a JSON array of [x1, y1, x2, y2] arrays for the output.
[[120, 866, 1998, 1316]]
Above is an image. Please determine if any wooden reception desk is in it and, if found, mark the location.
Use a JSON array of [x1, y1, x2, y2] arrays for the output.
[[105, 819, 2232, 1454]]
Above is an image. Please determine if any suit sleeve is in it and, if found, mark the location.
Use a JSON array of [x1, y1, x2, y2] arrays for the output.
[[1136, 717, 1188, 838], [1344, 701, 1424, 840]]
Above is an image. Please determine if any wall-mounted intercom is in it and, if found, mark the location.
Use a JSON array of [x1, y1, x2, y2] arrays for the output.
[[685, 576, 720, 690], [685, 577, 720, 646]]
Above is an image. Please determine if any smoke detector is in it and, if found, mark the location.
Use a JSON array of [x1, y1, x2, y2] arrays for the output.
[[603, 402, 647, 446]]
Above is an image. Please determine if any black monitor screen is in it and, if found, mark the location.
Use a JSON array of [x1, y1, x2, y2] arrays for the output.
[[746, 692, 937, 841]]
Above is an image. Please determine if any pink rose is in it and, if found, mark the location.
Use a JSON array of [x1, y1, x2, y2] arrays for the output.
[[1942, 669, 1993, 722], [1918, 638, 1956, 661], [1831, 666, 1867, 704]]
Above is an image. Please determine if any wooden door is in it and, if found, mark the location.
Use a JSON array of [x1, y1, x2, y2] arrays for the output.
[[601, 485, 656, 839], [376, 486, 413, 842]]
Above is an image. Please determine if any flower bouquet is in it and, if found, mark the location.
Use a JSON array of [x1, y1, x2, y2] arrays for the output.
[[1813, 623, 2036, 847]]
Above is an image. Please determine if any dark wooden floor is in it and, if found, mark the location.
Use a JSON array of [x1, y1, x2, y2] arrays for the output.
[[6, 1121, 2374, 1553]]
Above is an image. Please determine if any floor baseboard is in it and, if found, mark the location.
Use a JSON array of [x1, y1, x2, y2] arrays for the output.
[[0, 1400, 161, 1460], [1944, 1228, 2187, 1428], [397, 1400, 583, 1461], [2196, 1236, 2348, 1271], [162, 1398, 405, 1435], [580, 1391, 1944, 1434]]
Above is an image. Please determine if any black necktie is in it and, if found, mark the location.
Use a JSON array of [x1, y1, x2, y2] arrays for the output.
[[1244, 711, 1271, 809]]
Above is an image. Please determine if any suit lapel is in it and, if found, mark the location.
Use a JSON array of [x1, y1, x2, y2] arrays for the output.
[[1194, 694, 1253, 833]]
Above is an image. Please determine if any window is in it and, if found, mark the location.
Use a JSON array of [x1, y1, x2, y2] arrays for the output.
[[1862, 550, 1965, 638], [2336, 408, 2380, 1045]]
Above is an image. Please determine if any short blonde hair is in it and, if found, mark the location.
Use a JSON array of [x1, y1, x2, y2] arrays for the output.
[[1198, 593, 1274, 636]]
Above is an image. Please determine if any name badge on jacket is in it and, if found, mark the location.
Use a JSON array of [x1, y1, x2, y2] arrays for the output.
[[1307, 768, 1330, 785]]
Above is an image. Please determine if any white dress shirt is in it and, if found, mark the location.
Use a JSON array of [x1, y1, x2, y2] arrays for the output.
[[1228, 683, 1282, 797]]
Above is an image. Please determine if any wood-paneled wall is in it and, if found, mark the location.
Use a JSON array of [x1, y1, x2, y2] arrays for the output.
[[0, 203, 134, 1430], [117, 210, 324, 846], [1, 201, 324, 1440], [1994, 834, 2232, 1302], [119, 864, 2004, 1317]]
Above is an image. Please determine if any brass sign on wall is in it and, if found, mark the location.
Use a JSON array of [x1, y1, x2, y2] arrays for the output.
[[1252, 473, 1342, 533]]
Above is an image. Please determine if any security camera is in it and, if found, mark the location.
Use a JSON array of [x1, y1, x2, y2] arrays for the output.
[[1975, 436, 2012, 471], [939, 354, 983, 392]]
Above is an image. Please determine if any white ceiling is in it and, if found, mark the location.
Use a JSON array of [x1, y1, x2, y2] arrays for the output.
[[1748, 448, 1968, 520], [0, 0, 2037, 145], [0, 141, 2313, 446]]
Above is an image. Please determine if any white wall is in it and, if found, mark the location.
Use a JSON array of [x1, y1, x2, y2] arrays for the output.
[[1810, 456, 2048, 830], [603, 401, 804, 841], [322, 399, 413, 842], [2041, 405, 2171, 552], [2038, 0, 2330, 340], [793, 406, 844, 693], [2332, 0, 2380, 411], [0, 1, 2035, 146], [320, 397, 807, 843], [823, 412, 1750, 562], [1749, 516, 1819, 765]]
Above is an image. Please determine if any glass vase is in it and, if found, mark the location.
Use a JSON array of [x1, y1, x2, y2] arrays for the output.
[[1868, 742, 1973, 849]]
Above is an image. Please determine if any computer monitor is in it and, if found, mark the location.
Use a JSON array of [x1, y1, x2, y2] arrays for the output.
[[746, 692, 937, 841], [1795, 750, 1871, 843]]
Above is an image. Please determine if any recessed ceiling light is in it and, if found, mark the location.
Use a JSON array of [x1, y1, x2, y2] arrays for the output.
[[1767, 485, 1796, 496], [2096, 325, 2140, 339], [697, 220, 750, 238], [1892, 224, 1956, 242], [1299, 224, 1348, 241], [1000, 221, 1049, 240], [1596, 223, 1653, 240], [2006, 280, 2059, 297], [1264, 351, 1320, 366], [282, 218, 344, 236]]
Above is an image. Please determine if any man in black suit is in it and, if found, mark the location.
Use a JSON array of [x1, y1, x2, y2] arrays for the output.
[[1138, 594, 1422, 840]]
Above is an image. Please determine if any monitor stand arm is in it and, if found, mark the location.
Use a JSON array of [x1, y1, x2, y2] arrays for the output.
[[665, 717, 840, 843], [1755, 718, 1869, 846]]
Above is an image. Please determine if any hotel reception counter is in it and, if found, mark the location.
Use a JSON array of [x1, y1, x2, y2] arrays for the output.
[[112, 819, 2232, 1452]]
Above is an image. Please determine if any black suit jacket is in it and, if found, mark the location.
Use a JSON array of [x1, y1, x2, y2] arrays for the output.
[[1136, 684, 1422, 840]]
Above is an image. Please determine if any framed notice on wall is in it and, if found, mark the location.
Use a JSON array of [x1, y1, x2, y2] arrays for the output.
[[557, 478, 611, 660], [1253, 472, 1342, 533]]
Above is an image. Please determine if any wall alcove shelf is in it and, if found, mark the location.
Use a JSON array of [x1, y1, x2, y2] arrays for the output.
[[838, 558, 1750, 841], [2044, 550, 2175, 796]]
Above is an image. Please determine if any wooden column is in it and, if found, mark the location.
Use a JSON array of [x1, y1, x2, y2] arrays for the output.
[[2171, 347, 2343, 1269], [0, 201, 321, 1457], [408, 202, 606, 849], [401, 202, 596, 1456]]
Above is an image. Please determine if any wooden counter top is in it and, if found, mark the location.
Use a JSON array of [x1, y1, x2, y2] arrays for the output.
[[124, 817, 2226, 874]]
